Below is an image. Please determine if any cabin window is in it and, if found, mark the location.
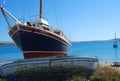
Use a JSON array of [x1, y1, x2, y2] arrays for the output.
[[26, 22, 33, 26], [54, 30, 61, 35]]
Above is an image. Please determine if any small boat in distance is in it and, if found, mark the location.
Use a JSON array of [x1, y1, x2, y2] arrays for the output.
[[0, 0, 71, 59], [113, 33, 118, 48]]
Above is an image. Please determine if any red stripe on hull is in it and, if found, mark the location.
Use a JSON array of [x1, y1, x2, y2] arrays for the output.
[[24, 52, 67, 59]]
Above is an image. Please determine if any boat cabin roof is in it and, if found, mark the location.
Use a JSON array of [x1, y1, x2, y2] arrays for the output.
[[31, 18, 49, 25]]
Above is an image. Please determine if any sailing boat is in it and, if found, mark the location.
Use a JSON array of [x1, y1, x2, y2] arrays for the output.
[[0, 0, 71, 59], [113, 33, 118, 48]]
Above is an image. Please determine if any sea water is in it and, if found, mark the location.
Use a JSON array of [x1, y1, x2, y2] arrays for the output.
[[0, 46, 23, 62], [69, 41, 120, 63], [0, 41, 120, 63]]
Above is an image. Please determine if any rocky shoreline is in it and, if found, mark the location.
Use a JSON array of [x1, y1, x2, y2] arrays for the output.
[[0, 43, 15, 46]]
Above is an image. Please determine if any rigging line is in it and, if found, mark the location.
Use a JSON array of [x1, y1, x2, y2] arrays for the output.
[[0, 6, 21, 26], [20, 0, 35, 22], [30, 0, 37, 15], [2, 0, 6, 5], [51, 0, 61, 29], [29, 0, 38, 21], [26, 0, 33, 21], [17, 0, 25, 22], [0, 6, 11, 27], [1, 0, 6, 6], [58, 0, 64, 29], [18, 0, 25, 23], [56, 0, 70, 40]]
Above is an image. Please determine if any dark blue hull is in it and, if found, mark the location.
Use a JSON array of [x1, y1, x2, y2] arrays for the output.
[[10, 27, 71, 59]]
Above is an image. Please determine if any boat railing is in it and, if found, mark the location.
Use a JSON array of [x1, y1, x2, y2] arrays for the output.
[[30, 15, 39, 22]]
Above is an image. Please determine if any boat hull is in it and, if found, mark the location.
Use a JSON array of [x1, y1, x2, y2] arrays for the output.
[[9, 25, 71, 59], [0, 56, 98, 81], [113, 44, 118, 48]]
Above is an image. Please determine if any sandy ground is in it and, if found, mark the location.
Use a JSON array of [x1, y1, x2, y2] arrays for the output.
[[99, 62, 120, 71]]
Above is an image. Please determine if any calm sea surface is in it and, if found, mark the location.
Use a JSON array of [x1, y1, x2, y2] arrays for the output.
[[0, 41, 120, 63]]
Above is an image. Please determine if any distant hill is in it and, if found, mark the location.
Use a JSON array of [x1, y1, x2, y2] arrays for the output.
[[110, 38, 120, 41], [0, 42, 16, 46], [72, 38, 120, 43]]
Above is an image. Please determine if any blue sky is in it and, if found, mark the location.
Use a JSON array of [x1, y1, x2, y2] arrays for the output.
[[0, 0, 120, 42]]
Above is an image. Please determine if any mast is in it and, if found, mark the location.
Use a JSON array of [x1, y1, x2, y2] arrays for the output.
[[40, 0, 42, 19], [113, 32, 118, 48], [115, 32, 116, 41], [114, 32, 117, 44]]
